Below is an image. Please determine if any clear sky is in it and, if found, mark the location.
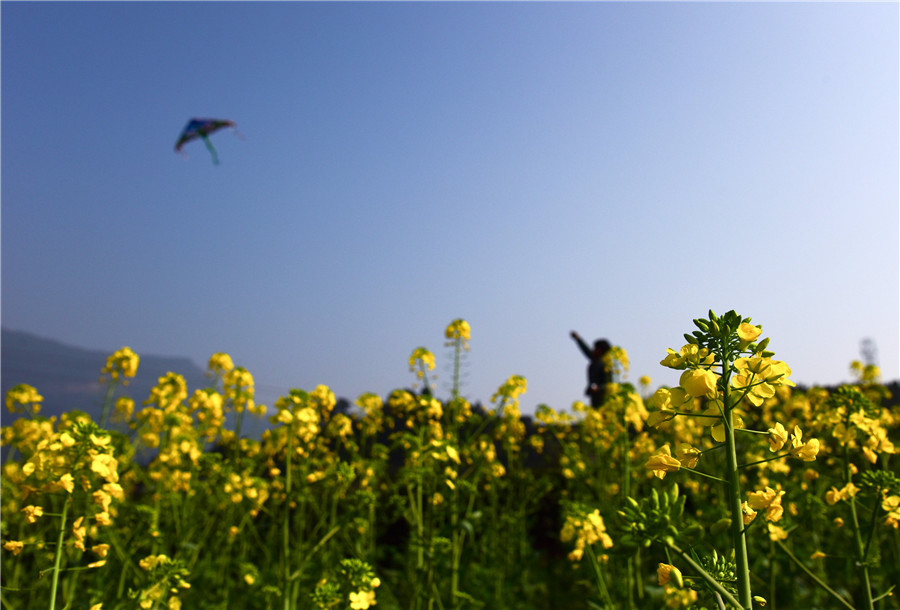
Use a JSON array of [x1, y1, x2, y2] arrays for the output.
[[2, 2, 898, 415]]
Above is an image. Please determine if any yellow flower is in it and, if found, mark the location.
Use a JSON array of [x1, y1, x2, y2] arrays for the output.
[[660, 344, 715, 369], [73, 517, 87, 551], [789, 426, 819, 461], [747, 487, 785, 522], [208, 352, 234, 375], [741, 501, 758, 525], [114, 397, 135, 420], [444, 318, 471, 342], [408, 347, 436, 373], [810, 551, 827, 560], [59, 473, 75, 494], [737, 323, 762, 348], [827, 482, 859, 505], [676, 444, 700, 469], [90, 433, 111, 447], [90, 453, 120, 483], [767, 523, 788, 541], [100, 347, 139, 384], [3, 540, 24, 555], [646, 445, 681, 479], [767, 422, 789, 452], [646, 387, 689, 427], [139, 554, 170, 571], [5, 384, 43, 414], [21, 505, 44, 524], [657, 563, 683, 588], [732, 357, 795, 406], [92, 544, 110, 558], [349, 590, 376, 610], [679, 369, 718, 398], [882, 495, 900, 528]]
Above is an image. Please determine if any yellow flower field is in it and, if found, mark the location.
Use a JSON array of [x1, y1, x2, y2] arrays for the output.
[[2, 313, 898, 610]]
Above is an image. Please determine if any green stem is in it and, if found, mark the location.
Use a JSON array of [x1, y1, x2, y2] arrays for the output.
[[719, 359, 752, 609], [48, 497, 70, 610], [739, 453, 792, 470], [450, 486, 461, 609], [680, 466, 729, 484], [621, 410, 636, 610], [99, 382, 117, 429], [774, 540, 856, 610], [861, 486, 882, 566], [843, 446, 874, 610], [667, 541, 744, 609], [452, 340, 461, 400], [586, 543, 614, 609], [283, 422, 294, 610]]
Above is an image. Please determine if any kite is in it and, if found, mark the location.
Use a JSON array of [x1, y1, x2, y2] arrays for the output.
[[174, 118, 239, 165]]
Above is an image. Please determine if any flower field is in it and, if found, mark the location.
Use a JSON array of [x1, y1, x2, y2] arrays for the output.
[[2, 312, 898, 610]]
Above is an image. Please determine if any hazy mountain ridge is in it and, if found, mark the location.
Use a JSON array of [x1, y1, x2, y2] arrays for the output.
[[1, 328, 209, 423]]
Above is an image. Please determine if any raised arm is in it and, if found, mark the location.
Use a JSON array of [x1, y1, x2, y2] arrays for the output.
[[570, 331, 593, 360]]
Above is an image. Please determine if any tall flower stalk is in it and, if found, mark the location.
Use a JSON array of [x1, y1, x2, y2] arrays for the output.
[[444, 319, 470, 399], [642, 310, 802, 609], [98, 347, 139, 428]]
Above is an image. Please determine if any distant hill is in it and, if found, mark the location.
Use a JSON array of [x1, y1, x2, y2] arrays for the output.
[[1, 328, 209, 425], [0, 329, 347, 447]]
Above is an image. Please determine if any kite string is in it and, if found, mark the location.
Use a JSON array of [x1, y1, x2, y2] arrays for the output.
[[202, 135, 220, 165]]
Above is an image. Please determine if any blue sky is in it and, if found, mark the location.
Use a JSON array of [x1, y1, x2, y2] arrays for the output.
[[2, 2, 898, 415]]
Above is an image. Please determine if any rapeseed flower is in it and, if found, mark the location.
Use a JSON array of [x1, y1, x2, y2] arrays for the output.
[[408, 347, 435, 376], [561, 507, 613, 562], [657, 563, 683, 587], [767, 523, 789, 541], [737, 323, 762, 348], [444, 319, 471, 343], [747, 487, 785, 522], [100, 347, 139, 384], [679, 368, 718, 398], [882, 495, 900, 528], [20, 505, 44, 523], [646, 445, 681, 479], [5, 384, 43, 415], [208, 352, 234, 376], [741, 501, 757, 525], [788, 426, 819, 461], [766, 422, 789, 452], [660, 344, 715, 370], [731, 357, 795, 407], [349, 590, 376, 609]]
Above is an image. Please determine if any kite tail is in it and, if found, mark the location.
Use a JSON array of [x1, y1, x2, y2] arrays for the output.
[[202, 135, 220, 165]]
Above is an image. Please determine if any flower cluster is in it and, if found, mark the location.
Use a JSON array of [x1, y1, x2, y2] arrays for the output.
[[561, 503, 614, 562], [5, 383, 43, 416], [99, 346, 139, 384]]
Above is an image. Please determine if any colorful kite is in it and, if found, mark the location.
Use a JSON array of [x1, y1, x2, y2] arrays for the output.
[[174, 118, 238, 165]]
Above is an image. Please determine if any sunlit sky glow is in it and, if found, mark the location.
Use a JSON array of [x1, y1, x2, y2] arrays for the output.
[[2, 2, 898, 414]]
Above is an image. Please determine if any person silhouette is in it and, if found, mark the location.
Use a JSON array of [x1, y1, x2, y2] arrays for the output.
[[570, 331, 612, 407]]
